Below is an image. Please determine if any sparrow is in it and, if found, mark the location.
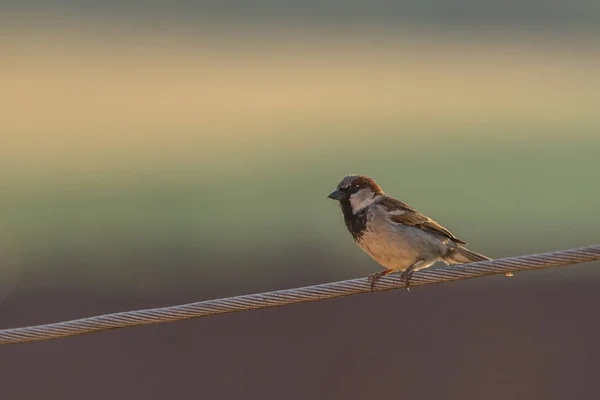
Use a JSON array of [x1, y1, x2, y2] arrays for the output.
[[328, 174, 493, 292]]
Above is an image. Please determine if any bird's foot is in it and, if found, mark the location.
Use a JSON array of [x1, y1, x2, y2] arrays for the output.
[[400, 269, 414, 292], [367, 272, 383, 293], [367, 269, 394, 293]]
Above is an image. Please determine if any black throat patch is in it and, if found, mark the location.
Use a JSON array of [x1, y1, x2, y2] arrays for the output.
[[340, 199, 367, 240]]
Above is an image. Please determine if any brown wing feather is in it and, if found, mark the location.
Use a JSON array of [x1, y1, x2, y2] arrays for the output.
[[378, 197, 468, 245]]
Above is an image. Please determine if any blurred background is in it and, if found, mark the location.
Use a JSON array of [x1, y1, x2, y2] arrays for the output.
[[1, 1, 600, 399]]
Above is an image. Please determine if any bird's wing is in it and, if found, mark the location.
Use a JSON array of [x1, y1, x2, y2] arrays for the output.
[[377, 197, 467, 245]]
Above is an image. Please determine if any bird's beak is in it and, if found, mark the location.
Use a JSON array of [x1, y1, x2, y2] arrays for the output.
[[327, 189, 346, 200]]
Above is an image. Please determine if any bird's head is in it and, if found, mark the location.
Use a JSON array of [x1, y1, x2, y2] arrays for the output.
[[327, 174, 384, 213]]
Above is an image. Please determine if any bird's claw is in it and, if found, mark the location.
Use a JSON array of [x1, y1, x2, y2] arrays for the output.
[[367, 272, 382, 293], [400, 270, 413, 292]]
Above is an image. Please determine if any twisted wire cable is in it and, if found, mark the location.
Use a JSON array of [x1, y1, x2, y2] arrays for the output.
[[1, 244, 599, 345]]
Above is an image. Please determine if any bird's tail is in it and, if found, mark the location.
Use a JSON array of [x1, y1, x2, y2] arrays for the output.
[[445, 246, 490, 264], [445, 246, 513, 277]]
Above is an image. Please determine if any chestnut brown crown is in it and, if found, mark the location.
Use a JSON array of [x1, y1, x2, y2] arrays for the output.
[[327, 175, 383, 201]]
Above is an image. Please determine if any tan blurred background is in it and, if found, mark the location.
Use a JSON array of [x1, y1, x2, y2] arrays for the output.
[[1, 2, 600, 399]]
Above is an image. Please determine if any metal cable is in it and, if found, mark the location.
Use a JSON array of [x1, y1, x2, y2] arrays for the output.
[[1, 244, 599, 345]]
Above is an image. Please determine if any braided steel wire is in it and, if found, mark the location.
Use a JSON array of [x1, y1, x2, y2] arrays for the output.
[[1, 244, 599, 345]]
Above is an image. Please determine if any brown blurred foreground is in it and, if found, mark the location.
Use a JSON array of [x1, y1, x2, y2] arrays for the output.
[[1, 253, 599, 400]]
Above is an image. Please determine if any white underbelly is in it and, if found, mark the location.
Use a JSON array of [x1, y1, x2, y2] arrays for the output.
[[355, 224, 447, 271]]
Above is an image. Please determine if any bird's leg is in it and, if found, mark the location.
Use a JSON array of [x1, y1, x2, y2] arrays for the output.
[[400, 263, 417, 292], [367, 268, 394, 293]]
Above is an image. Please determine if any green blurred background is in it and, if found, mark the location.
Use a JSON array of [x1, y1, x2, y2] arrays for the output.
[[1, 2, 600, 399]]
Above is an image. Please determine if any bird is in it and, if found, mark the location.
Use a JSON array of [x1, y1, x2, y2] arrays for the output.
[[327, 174, 493, 292]]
